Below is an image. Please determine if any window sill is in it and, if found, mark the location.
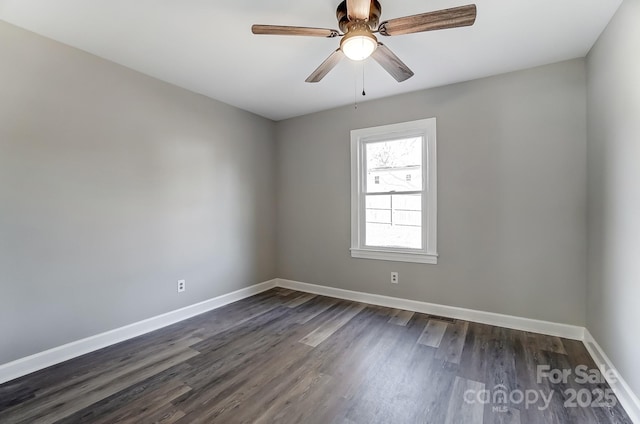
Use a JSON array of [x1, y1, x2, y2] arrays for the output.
[[350, 248, 438, 264]]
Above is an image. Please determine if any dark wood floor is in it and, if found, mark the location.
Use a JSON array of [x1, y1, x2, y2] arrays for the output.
[[0, 288, 632, 423]]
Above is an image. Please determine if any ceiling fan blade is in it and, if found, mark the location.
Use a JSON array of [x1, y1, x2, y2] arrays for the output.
[[347, 0, 371, 21], [252, 25, 339, 38], [378, 4, 477, 36], [306, 49, 345, 83], [371, 43, 414, 82]]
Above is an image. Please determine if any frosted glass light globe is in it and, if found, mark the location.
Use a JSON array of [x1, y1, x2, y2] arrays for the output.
[[341, 30, 377, 61]]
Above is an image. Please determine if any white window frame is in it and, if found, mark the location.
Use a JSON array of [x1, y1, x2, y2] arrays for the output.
[[350, 118, 438, 264]]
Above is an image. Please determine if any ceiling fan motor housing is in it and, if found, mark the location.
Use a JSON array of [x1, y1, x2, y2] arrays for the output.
[[336, 0, 382, 33]]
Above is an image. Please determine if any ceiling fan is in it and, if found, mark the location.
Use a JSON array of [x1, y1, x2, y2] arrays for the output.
[[252, 0, 477, 83]]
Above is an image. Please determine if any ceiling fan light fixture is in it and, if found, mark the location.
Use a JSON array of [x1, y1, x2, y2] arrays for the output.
[[340, 29, 377, 61], [252, 1, 478, 82]]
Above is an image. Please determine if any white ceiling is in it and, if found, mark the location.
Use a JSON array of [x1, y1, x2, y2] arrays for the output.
[[0, 0, 622, 121]]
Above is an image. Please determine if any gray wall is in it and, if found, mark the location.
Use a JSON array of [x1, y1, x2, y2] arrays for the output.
[[586, 0, 640, 397], [0, 21, 276, 364], [276, 59, 587, 326]]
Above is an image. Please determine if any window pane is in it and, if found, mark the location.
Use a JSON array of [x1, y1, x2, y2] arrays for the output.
[[366, 137, 422, 194], [365, 194, 422, 249], [365, 195, 391, 209]]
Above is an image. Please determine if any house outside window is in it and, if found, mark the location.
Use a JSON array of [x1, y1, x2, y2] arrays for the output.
[[350, 118, 437, 264]]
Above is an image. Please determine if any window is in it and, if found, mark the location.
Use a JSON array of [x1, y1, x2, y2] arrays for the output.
[[350, 118, 437, 264]]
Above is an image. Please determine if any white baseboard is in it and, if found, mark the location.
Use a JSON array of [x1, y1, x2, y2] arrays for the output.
[[0, 279, 278, 385], [276, 278, 585, 340], [583, 330, 640, 423]]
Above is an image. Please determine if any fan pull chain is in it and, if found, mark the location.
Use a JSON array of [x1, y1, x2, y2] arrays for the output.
[[354, 61, 367, 110], [362, 62, 366, 97], [354, 62, 359, 109]]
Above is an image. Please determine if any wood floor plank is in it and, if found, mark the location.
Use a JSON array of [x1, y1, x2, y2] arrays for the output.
[[458, 322, 492, 382], [417, 319, 449, 347], [56, 362, 193, 424], [299, 303, 366, 347], [562, 339, 633, 424], [176, 305, 378, 423], [370, 313, 451, 423], [0, 289, 632, 424], [191, 295, 283, 341], [171, 303, 354, 421], [295, 297, 339, 324], [286, 293, 317, 308], [253, 371, 333, 424], [482, 327, 518, 424], [175, 342, 314, 423], [92, 380, 191, 424], [144, 405, 186, 424], [387, 309, 414, 326], [175, 310, 310, 410], [436, 320, 470, 364], [1, 348, 199, 424], [231, 306, 393, 424], [543, 349, 601, 423], [536, 333, 568, 355], [492, 407, 521, 424], [514, 331, 573, 424], [445, 376, 485, 424], [187, 305, 294, 356], [6, 332, 201, 410], [410, 357, 459, 422], [342, 313, 431, 423], [429, 315, 455, 323], [0, 381, 36, 411], [1, 336, 198, 415]]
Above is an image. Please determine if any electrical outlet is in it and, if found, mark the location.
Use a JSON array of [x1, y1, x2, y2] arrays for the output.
[[391, 272, 399, 284], [177, 280, 186, 293]]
